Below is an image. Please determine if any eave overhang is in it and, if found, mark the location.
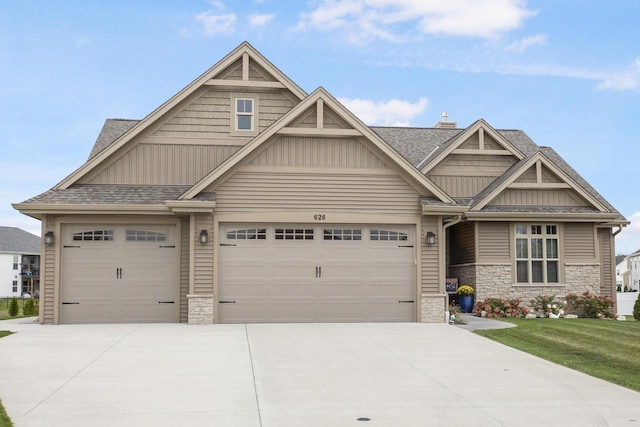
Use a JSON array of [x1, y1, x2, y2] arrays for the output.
[[464, 211, 622, 222]]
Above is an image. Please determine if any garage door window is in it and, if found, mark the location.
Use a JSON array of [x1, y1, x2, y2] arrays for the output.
[[226, 228, 266, 240], [275, 228, 314, 240], [73, 230, 114, 241], [370, 230, 407, 241], [323, 229, 362, 241], [126, 230, 167, 242]]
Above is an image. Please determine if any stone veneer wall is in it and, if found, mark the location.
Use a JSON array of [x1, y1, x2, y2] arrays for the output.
[[450, 263, 601, 303], [187, 294, 214, 325], [421, 294, 447, 323]]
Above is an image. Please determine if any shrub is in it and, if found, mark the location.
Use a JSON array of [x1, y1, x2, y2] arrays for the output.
[[473, 298, 530, 318], [23, 299, 37, 316], [531, 295, 565, 317], [634, 295, 640, 321], [8, 297, 19, 317], [565, 291, 615, 319]]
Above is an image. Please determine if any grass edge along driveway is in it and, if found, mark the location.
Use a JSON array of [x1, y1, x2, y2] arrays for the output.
[[475, 318, 640, 393]]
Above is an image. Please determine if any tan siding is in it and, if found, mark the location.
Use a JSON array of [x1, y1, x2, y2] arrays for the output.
[[213, 171, 422, 215], [459, 132, 501, 150], [564, 223, 596, 260], [421, 216, 440, 294], [428, 154, 515, 197], [179, 218, 189, 322], [194, 214, 214, 294], [81, 144, 241, 185], [491, 189, 589, 206], [449, 222, 475, 265], [477, 222, 510, 261], [429, 175, 495, 198], [217, 58, 242, 80], [248, 61, 271, 81], [249, 136, 388, 169], [152, 89, 296, 139], [41, 217, 55, 324], [541, 166, 562, 183], [516, 167, 538, 183], [598, 228, 614, 298]]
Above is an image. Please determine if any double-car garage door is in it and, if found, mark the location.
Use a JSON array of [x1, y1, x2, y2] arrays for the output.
[[60, 224, 177, 324], [218, 224, 416, 323]]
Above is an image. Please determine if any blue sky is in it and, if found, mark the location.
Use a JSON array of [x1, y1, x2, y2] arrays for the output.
[[1, 0, 639, 254]]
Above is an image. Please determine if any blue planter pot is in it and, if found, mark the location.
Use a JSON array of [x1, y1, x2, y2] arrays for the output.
[[459, 295, 474, 313]]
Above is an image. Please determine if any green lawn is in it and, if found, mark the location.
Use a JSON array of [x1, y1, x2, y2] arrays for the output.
[[475, 318, 640, 392]]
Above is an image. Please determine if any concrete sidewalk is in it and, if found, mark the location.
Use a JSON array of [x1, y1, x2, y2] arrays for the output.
[[1, 318, 638, 427]]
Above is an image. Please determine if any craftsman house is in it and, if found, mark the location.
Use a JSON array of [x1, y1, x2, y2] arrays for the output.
[[13, 42, 627, 324]]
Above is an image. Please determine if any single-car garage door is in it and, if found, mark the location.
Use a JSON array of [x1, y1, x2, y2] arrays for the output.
[[218, 224, 416, 323], [60, 224, 177, 324]]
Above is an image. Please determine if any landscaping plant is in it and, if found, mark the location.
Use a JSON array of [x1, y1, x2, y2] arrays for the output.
[[8, 298, 18, 317], [565, 291, 615, 318], [473, 298, 530, 318], [634, 294, 640, 321]]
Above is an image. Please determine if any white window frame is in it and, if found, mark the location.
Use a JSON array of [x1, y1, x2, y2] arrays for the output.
[[231, 93, 259, 137], [514, 224, 560, 285]]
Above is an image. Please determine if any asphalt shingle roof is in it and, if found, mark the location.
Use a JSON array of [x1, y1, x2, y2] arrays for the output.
[[17, 118, 624, 223], [0, 227, 41, 254]]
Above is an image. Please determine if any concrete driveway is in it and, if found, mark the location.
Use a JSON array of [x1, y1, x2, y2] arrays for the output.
[[1, 318, 638, 427]]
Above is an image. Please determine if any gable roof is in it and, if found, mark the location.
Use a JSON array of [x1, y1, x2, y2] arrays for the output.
[[0, 227, 40, 254], [56, 41, 307, 189], [419, 119, 525, 173], [179, 87, 455, 204]]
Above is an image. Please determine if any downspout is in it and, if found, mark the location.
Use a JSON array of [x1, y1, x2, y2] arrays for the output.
[[441, 214, 462, 322], [612, 225, 624, 237]]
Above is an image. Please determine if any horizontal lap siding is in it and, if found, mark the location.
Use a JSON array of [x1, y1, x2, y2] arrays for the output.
[[564, 223, 596, 260], [214, 171, 421, 215], [180, 218, 189, 322], [194, 214, 214, 294], [598, 228, 614, 297], [42, 218, 55, 323], [421, 216, 440, 294], [477, 222, 510, 262], [449, 222, 475, 265]]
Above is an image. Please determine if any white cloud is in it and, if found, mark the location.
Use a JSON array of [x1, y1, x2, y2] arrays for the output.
[[298, 0, 536, 43], [195, 10, 237, 36], [616, 212, 640, 255], [505, 33, 546, 53], [338, 97, 429, 126], [249, 13, 275, 27], [597, 58, 640, 92]]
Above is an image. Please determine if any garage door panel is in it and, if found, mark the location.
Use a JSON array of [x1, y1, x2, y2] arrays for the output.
[[218, 223, 416, 323], [61, 225, 177, 324]]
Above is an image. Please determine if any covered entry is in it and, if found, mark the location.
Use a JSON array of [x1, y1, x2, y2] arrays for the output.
[[218, 223, 416, 323], [60, 224, 178, 324]]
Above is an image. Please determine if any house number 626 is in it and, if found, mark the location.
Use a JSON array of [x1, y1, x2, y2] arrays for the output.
[[314, 214, 326, 221]]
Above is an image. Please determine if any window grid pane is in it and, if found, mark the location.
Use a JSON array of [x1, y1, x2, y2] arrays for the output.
[[514, 224, 559, 284]]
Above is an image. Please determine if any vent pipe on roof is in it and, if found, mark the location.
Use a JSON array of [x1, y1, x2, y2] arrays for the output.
[[434, 111, 457, 129]]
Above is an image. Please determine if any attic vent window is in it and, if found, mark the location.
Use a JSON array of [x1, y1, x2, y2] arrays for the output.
[[236, 98, 253, 131]]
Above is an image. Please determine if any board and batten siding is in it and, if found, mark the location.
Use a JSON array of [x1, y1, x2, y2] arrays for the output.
[[421, 216, 440, 294], [477, 222, 510, 262], [449, 222, 475, 265], [427, 154, 516, 198], [490, 189, 589, 207], [194, 214, 214, 295], [564, 223, 597, 261], [249, 136, 388, 169], [80, 144, 242, 185]]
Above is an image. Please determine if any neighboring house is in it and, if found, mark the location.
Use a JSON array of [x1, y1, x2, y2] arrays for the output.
[[0, 226, 41, 297], [629, 249, 640, 291], [13, 42, 628, 324], [616, 254, 630, 290]]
